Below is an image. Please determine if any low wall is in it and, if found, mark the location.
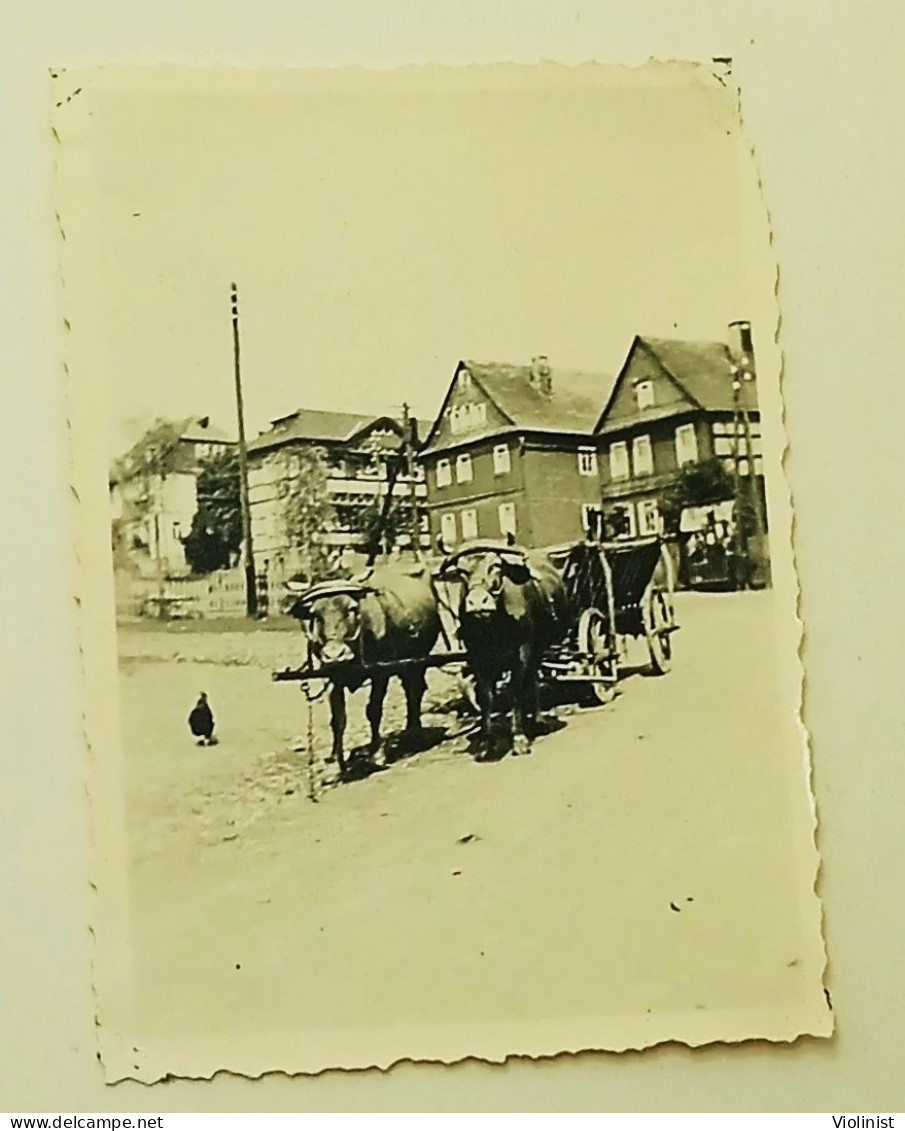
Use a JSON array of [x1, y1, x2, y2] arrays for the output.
[[115, 567, 250, 620]]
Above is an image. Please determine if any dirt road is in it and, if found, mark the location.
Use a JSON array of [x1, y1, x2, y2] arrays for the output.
[[114, 591, 824, 1066]]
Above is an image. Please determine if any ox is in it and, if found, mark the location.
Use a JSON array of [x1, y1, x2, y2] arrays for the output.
[[439, 541, 568, 759], [287, 565, 441, 779]]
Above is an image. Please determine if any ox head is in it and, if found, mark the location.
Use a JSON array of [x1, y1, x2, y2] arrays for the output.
[[437, 541, 532, 619], [285, 580, 370, 666]]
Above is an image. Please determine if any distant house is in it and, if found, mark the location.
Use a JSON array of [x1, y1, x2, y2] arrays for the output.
[[594, 321, 763, 540], [109, 416, 236, 580], [246, 408, 429, 582], [419, 357, 616, 551]]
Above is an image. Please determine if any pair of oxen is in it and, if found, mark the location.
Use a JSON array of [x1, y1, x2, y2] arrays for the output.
[[287, 543, 567, 779]]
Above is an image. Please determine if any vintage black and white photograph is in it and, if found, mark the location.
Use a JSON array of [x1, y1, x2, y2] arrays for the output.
[[56, 62, 830, 1079]]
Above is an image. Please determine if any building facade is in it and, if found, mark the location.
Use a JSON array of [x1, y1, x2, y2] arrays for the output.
[[109, 416, 236, 580], [594, 322, 763, 541], [419, 358, 615, 551], [247, 408, 429, 583]]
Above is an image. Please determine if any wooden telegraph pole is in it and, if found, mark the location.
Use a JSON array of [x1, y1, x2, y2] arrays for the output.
[[231, 282, 258, 618], [737, 352, 768, 586], [401, 403, 422, 561], [729, 365, 747, 589]]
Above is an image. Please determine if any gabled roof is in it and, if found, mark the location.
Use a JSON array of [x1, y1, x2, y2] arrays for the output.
[[641, 338, 758, 413], [248, 408, 409, 454], [178, 416, 235, 444], [595, 335, 758, 432], [420, 359, 616, 454]]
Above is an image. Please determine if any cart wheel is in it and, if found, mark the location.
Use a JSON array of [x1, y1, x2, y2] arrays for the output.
[[577, 607, 617, 705], [643, 586, 674, 675]]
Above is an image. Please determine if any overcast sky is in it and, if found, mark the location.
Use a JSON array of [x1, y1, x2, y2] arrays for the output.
[[88, 64, 771, 456]]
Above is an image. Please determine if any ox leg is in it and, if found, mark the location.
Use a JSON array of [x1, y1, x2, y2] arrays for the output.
[[329, 683, 348, 779], [401, 666, 427, 748], [367, 674, 390, 765], [510, 653, 533, 756], [474, 675, 495, 760]]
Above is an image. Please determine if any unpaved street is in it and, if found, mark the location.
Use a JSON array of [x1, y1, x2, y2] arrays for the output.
[[116, 591, 821, 1055]]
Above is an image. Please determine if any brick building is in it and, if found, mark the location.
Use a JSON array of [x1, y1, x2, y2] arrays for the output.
[[594, 322, 763, 540], [419, 358, 616, 551]]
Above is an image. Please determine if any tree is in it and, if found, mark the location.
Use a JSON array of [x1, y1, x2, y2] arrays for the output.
[[110, 418, 185, 488], [658, 458, 736, 535], [281, 446, 337, 582], [183, 450, 242, 574]]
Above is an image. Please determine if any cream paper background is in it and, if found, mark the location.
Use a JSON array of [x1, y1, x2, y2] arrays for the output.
[[2, 1, 903, 1113], [56, 60, 828, 1081]]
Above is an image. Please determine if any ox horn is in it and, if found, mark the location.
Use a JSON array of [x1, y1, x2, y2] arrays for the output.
[[285, 579, 370, 612], [436, 539, 529, 577]]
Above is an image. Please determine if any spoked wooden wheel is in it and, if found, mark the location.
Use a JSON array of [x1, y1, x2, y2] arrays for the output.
[[643, 586, 674, 675], [577, 607, 617, 705]]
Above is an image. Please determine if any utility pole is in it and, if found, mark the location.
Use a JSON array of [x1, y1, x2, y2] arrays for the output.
[[738, 360, 768, 586], [401, 403, 422, 561], [231, 282, 258, 618], [729, 369, 746, 590]]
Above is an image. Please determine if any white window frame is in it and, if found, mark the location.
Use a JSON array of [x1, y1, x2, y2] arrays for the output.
[[492, 444, 511, 476], [581, 504, 603, 534], [436, 458, 452, 488], [632, 434, 654, 477], [578, 446, 598, 477], [440, 512, 457, 546], [461, 508, 478, 541], [637, 499, 660, 536], [609, 441, 629, 482], [675, 423, 699, 467], [473, 402, 487, 427], [450, 406, 463, 434], [635, 380, 654, 410], [498, 501, 517, 538], [455, 452, 473, 484], [610, 503, 636, 539]]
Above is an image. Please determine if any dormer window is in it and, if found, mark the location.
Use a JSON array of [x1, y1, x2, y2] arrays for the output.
[[635, 380, 654, 410]]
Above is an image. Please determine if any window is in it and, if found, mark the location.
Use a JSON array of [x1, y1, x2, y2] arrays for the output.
[[637, 499, 660, 536], [436, 459, 452, 488], [609, 441, 629, 481], [578, 447, 598, 477], [461, 508, 478, 541], [632, 434, 654, 477], [459, 371, 472, 391], [635, 380, 654, 410], [493, 444, 511, 475], [440, 512, 457, 546], [455, 453, 473, 483], [675, 423, 699, 467], [581, 504, 603, 536], [498, 502, 517, 538], [450, 406, 463, 434], [473, 402, 487, 427], [607, 503, 636, 540]]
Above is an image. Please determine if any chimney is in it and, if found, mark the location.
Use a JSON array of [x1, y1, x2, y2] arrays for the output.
[[529, 355, 553, 395], [727, 320, 755, 377]]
